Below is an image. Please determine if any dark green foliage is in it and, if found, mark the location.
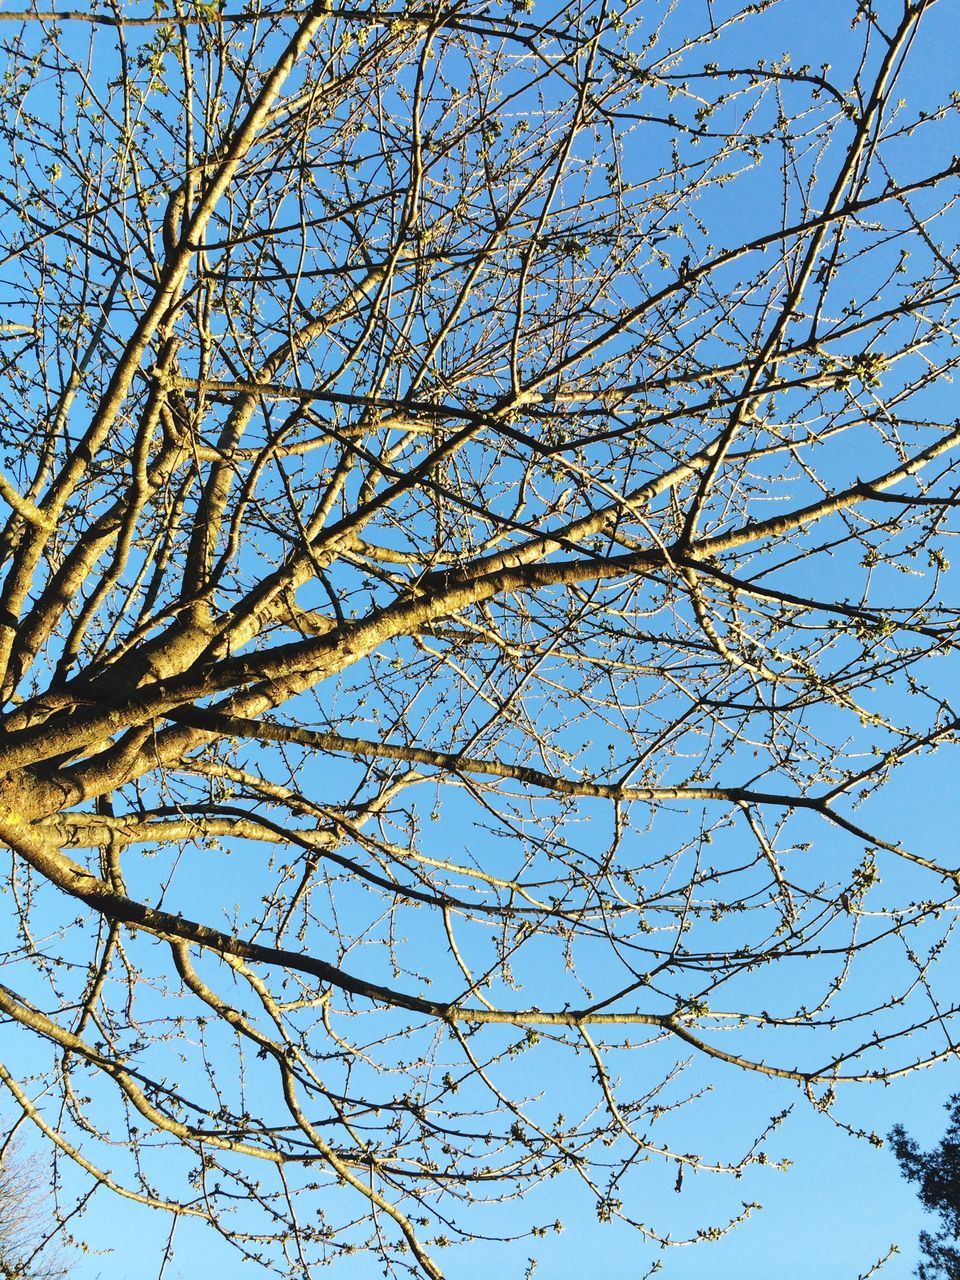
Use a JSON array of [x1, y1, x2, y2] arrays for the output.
[[891, 1097, 960, 1280]]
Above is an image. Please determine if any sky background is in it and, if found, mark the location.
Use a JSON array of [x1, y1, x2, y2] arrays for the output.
[[2, 0, 959, 1275], [60, 744, 959, 1280]]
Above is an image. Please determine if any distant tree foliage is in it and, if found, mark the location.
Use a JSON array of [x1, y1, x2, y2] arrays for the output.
[[0, 1138, 68, 1280], [892, 1101, 960, 1280]]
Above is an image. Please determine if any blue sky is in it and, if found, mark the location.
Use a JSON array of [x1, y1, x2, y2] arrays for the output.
[[60, 750, 960, 1279], [1, 0, 960, 1276]]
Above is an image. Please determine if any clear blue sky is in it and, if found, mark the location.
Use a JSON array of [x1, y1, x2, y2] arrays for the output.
[[63, 744, 960, 1279], [3, 0, 959, 1276]]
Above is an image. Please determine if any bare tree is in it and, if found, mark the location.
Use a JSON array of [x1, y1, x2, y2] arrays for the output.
[[0, 1132, 70, 1280], [0, 0, 958, 1274]]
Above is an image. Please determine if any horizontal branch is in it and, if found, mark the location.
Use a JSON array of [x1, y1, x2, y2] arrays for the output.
[[166, 706, 828, 807]]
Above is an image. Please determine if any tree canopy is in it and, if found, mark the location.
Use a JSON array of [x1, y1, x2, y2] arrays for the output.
[[892, 1099, 960, 1280], [0, 1135, 69, 1280], [0, 0, 959, 1275]]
